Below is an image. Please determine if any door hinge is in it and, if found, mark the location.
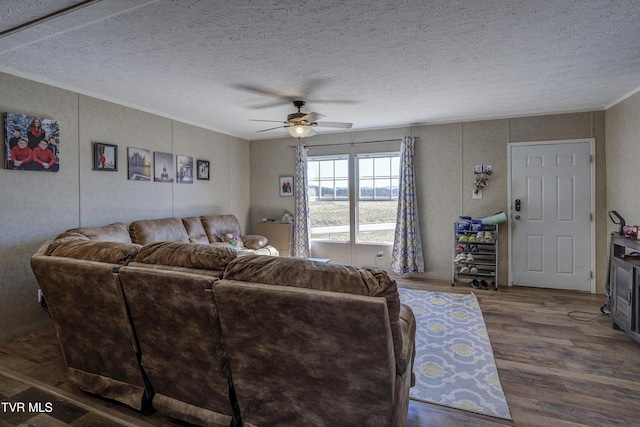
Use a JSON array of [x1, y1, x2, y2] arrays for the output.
[[591, 212, 593, 221], [590, 154, 593, 163]]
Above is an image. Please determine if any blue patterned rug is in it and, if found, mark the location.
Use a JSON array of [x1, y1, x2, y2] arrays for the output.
[[399, 289, 512, 420]]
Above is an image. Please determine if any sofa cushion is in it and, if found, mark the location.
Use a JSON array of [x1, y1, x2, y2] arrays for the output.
[[129, 218, 189, 245], [200, 215, 242, 243], [61, 222, 132, 243], [182, 217, 210, 244], [47, 240, 141, 265], [45, 232, 91, 255], [136, 242, 240, 271], [242, 234, 268, 250], [223, 255, 404, 369]]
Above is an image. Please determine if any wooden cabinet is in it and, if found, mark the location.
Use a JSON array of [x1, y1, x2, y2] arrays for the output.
[[609, 235, 640, 344], [255, 221, 293, 256]]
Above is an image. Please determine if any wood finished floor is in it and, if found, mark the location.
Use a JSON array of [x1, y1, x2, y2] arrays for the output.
[[1, 279, 639, 426]]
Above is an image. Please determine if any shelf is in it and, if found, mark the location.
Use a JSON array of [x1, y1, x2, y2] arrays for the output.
[[452, 222, 498, 289]]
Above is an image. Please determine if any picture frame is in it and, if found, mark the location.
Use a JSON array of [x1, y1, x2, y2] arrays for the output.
[[197, 159, 210, 180], [127, 147, 151, 181], [93, 142, 117, 171], [279, 176, 294, 197], [5, 112, 59, 172], [153, 151, 174, 182], [176, 155, 193, 184]]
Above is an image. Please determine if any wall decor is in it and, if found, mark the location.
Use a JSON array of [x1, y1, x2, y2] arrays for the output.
[[93, 142, 117, 171], [280, 175, 293, 197], [197, 159, 210, 180], [154, 151, 174, 182], [176, 155, 193, 184], [127, 147, 151, 181], [4, 112, 59, 171]]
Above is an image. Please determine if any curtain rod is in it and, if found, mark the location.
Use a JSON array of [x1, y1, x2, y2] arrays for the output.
[[287, 137, 417, 148]]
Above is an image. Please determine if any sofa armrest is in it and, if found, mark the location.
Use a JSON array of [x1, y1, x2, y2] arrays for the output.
[[396, 303, 416, 375]]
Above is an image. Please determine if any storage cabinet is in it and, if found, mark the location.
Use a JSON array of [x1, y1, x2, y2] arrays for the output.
[[609, 234, 640, 344], [452, 223, 498, 289], [255, 221, 293, 256]]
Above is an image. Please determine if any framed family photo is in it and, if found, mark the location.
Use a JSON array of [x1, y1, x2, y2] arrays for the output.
[[5, 112, 59, 172], [279, 176, 293, 197], [94, 142, 117, 171], [197, 159, 210, 180]]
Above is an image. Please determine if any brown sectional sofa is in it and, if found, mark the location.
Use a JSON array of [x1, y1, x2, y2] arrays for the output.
[[31, 214, 416, 426]]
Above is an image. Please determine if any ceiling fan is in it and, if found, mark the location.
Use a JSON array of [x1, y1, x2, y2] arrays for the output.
[[251, 100, 353, 138]]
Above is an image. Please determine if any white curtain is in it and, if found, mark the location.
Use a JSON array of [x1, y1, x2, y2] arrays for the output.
[[391, 136, 425, 274], [293, 143, 311, 257]]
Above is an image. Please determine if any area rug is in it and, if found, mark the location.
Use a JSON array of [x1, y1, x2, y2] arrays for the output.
[[399, 288, 512, 420]]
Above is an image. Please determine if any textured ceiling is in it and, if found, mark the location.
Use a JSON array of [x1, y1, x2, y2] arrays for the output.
[[1, 0, 639, 140]]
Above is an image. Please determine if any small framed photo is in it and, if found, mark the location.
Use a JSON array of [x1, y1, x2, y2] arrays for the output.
[[197, 159, 210, 180], [279, 176, 293, 197], [154, 151, 174, 182], [94, 142, 118, 171], [176, 155, 193, 184], [127, 147, 151, 181]]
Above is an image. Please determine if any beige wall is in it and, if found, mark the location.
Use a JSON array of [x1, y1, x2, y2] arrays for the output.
[[251, 112, 607, 292], [0, 72, 250, 342], [606, 92, 640, 233]]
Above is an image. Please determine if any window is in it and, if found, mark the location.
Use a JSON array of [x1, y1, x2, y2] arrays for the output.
[[308, 156, 350, 241], [357, 154, 400, 243], [308, 152, 400, 244]]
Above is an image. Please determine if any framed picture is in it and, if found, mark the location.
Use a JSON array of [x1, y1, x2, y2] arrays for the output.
[[197, 159, 210, 180], [5, 112, 59, 172], [280, 176, 293, 197], [127, 147, 151, 181], [154, 151, 174, 182], [93, 142, 117, 171], [176, 155, 193, 184]]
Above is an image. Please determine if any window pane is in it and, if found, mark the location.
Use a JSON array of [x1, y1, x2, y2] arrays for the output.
[[358, 200, 397, 243], [307, 161, 319, 180], [391, 157, 400, 177], [360, 179, 374, 199], [319, 181, 335, 199], [335, 179, 349, 199], [335, 159, 348, 179], [357, 154, 399, 243], [319, 161, 334, 179], [359, 158, 373, 179], [374, 178, 392, 198], [310, 200, 350, 241], [374, 157, 391, 176], [309, 180, 319, 198]]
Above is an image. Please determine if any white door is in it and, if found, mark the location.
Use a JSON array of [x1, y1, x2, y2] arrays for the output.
[[510, 141, 593, 291]]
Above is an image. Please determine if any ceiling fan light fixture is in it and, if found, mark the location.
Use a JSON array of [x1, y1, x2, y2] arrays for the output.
[[287, 124, 314, 138]]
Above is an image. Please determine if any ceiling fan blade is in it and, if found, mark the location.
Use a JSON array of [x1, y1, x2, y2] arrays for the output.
[[256, 126, 286, 133], [314, 121, 353, 129], [234, 84, 293, 100], [250, 119, 288, 123], [301, 112, 325, 122]]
